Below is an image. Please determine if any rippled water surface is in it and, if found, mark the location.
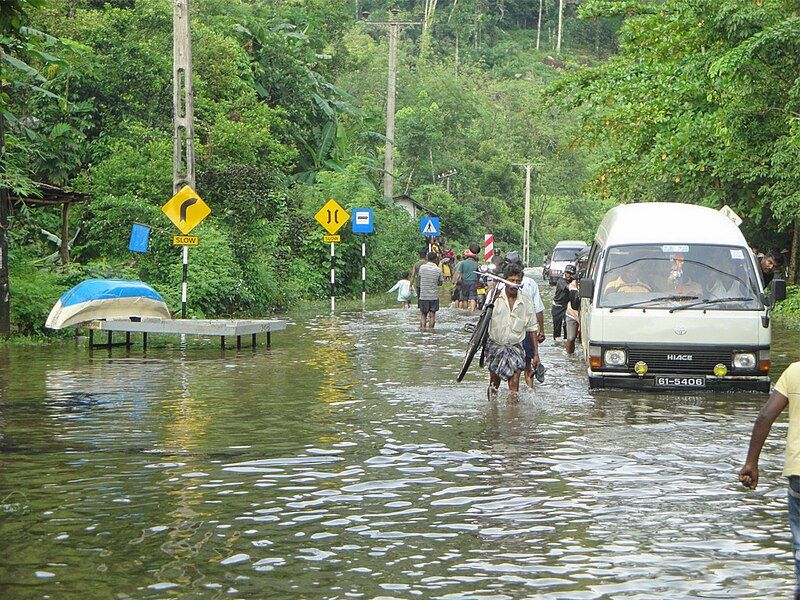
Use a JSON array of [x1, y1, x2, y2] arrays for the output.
[[1, 281, 798, 599]]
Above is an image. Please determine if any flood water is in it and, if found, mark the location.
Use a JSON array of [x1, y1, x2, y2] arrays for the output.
[[1, 279, 798, 599]]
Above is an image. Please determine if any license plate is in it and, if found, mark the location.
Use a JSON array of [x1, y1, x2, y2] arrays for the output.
[[655, 376, 706, 388]]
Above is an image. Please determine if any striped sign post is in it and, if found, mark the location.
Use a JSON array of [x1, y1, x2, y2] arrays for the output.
[[483, 234, 494, 262]]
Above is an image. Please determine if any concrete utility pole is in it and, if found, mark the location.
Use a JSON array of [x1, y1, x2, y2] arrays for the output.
[[514, 160, 543, 265], [363, 8, 421, 202], [173, 0, 196, 320], [173, 0, 195, 194]]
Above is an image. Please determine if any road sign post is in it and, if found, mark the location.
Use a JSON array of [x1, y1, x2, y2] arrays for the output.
[[352, 208, 374, 308], [419, 216, 440, 254], [162, 185, 210, 318], [315, 199, 349, 312]]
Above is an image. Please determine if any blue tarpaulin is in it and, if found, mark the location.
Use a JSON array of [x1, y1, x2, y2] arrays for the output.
[[129, 224, 151, 253], [58, 279, 165, 308]]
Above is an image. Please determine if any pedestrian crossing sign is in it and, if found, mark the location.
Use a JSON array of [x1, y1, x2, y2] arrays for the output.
[[419, 216, 440, 237]]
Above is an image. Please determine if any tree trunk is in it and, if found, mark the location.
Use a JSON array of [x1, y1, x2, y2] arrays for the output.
[[789, 216, 800, 285], [0, 47, 9, 339], [536, 0, 543, 50], [60, 203, 70, 265], [556, 0, 564, 53]]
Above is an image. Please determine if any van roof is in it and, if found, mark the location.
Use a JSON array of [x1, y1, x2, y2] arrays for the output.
[[554, 240, 588, 248], [596, 202, 748, 247]]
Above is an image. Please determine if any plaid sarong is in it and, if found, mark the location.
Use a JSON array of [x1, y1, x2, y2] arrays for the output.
[[485, 339, 526, 381]]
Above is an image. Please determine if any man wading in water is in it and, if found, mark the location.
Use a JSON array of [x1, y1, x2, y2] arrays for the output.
[[486, 262, 540, 401]]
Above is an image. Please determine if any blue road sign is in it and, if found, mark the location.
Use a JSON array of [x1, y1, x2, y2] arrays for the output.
[[129, 223, 151, 253], [351, 208, 374, 234], [419, 216, 440, 237]]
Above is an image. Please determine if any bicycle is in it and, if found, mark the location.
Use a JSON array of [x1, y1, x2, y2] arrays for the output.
[[456, 271, 522, 382]]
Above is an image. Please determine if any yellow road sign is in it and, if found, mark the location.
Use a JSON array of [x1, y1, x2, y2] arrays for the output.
[[162, 186, 211, 235], [173, 235, 199, 246], [323, 235, 341, 243], [315, 199, 349, 235]]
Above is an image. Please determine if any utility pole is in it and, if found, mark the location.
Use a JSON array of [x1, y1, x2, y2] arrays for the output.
[[514, 160, 543, 266], [436, 169, 457, 193], [363, 8, 421, 202], [173, 0, 195, 319]]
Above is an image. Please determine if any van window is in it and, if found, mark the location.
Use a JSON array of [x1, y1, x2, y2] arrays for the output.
[[587, 243, 601, 279], [598, 244, 762, 310], [552, 247, 584, 262]]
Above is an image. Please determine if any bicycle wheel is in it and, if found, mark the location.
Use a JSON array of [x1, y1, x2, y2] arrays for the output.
[[456, 306, 493, 382]]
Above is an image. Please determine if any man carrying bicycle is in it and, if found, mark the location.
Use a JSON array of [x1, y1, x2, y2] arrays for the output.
[[485, 262, 540, 401]]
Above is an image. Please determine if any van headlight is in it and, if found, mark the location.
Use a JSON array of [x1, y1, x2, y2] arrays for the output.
[[604, 349, 627, 367], [733, 352, 756, 370]]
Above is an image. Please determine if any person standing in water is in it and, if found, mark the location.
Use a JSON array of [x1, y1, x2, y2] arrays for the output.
[[485, 262, 540, 402], [417, 252, 444, 329], [387, 271, 413, 308]]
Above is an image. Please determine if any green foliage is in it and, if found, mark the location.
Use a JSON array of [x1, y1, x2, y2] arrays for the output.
[[8, 253, 67, 336], [549, 0, 799, 265], [775, 285, 800, 320]]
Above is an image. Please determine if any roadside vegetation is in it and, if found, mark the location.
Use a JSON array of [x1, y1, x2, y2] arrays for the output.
[[2, 0, 797, 335]]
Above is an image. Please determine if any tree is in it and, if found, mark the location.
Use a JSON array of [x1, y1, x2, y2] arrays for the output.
[[551, 0, 800, 281]]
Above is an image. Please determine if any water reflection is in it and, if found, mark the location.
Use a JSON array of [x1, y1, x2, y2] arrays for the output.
[[0, 287, 796, 598]]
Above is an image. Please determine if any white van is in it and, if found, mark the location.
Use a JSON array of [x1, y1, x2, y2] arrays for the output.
[[546, 240, 589, 285], [578, 203, 786, 392]]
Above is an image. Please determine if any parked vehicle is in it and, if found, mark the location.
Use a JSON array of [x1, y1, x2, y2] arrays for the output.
[[578, 203, 786, 392], [546, 240, 589, 285]]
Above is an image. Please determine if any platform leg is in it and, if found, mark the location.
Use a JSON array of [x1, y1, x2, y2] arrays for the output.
[[107, 331, 113, 353], [267, 331, 271, 348], [221, 336, 225, 351], [237, 335, 241, 350], [89, 329, 94, 354], [252, 333, 257, 348], [143, 332, 148, 352], [126, 332, 131, 349]]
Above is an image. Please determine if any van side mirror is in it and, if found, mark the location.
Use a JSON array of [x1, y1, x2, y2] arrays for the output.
[[772, 278, 787, 303], [579, 278, 594, 300]]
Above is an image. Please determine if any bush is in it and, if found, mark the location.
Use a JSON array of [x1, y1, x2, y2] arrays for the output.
[[9, 257, 69, 336]]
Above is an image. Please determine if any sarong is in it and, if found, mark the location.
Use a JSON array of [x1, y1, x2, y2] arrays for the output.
[[485, 339, 526, 381]]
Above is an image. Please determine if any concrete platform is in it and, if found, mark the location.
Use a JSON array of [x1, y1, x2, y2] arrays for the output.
[[86, 317, 287, 352]]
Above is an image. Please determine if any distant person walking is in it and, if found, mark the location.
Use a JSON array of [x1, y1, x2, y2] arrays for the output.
[[454, 243, 480, 311], [485, 262, 540, 402], [410, 250, 427, 297], [551, 264, 575, 340], [417, 252, 444, 329], [739, 360, 800, 595], [387, 272, 413, 308]]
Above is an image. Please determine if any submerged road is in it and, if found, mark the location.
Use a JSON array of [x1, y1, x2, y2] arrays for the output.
[[0, 277, 797, 598]]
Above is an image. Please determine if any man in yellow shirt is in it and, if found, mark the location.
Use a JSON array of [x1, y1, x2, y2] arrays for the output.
[[739, 361, 800, 588]]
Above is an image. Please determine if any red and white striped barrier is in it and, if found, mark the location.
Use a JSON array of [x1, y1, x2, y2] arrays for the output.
[[483, 234, 494, 262]]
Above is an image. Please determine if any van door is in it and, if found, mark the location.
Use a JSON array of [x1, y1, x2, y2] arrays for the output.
[[580, 241, 602, 358]]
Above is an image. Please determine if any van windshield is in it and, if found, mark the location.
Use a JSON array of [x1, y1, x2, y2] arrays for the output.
[[552, 247, 584, 262], [599, 244, 762, 310]]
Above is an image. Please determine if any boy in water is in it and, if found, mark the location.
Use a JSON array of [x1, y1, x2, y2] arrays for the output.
[[387, 271, 412, 308], [417, 252, 443, 329]]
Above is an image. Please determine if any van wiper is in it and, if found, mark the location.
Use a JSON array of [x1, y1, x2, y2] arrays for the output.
[[669, 296, 754, 313], [608, 295, 698, 312]]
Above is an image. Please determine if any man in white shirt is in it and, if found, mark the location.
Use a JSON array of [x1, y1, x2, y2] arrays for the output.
[[521, 266, 546, 386], [485, 263, 540, 401]]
